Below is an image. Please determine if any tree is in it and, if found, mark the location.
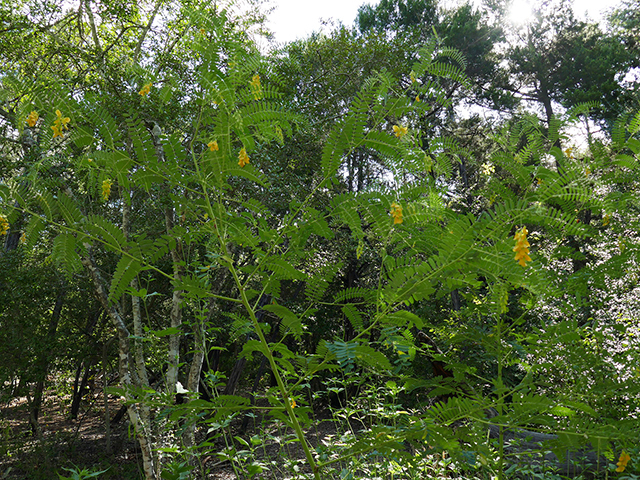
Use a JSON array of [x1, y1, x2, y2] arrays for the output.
[[505, 0, 636, 130], [1, 0, 640, 478]]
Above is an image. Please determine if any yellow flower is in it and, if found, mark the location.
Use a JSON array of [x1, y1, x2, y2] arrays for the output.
[[55, 110, 70, 129], [564, 147, 574, 159], [410, 71, 416, 83], [208, 140, 219, 151], [238, 147, 250, 168], [20, 232, 26, 244], [27, 111, 39, 127], [513, 226, 531, 267], [616, 451, 631, 472], [290, 398, 296, 408], [415, 95, 420, 102], [139, 83, 152, 96], [390, 202, 403, 225], [51, 109, 70, 138], [249, 74, 262, 100], [0, 215, 9, 235], [101, 179, 112, 201], [393, 125, 408, 138], [481, 163, 495, 175], [585, 167, 591, 176], [602, 213, 610, 226]]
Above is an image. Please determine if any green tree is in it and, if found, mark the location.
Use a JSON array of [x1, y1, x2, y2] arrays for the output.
[[505, 0, 636, 129], [1, 1, 640, 479]]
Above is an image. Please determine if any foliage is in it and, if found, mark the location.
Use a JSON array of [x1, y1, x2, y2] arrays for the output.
[[1, 0, 639, 479]]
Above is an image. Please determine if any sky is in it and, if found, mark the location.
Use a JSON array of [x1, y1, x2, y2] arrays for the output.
[[264, 0, 625, 44]]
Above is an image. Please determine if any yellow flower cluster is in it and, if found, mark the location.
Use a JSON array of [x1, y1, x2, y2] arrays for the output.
[[393, 125, 408, 138], [102, 179, 112, 201], [390, 202, 403, 225], [481, 163, 495, 175], [616, 451, 631, 472], [208, 140, 219, 151], [139, 83, 152, 96], [27, 111, 39, 127], [249, 74, 262, 100], [51, 110, 70, 138], [238, 148, 250, 168], [0, 215, 8, 235], [513, 226, 531, 267]]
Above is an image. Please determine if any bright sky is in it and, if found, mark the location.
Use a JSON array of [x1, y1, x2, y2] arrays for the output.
[[265, 0, 625, 44]]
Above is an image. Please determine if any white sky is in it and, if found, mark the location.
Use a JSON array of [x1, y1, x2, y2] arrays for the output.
[[264, 0, 625, 44]]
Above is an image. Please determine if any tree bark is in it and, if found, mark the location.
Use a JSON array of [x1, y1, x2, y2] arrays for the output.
[[102, 338, 114, 455], [29, 285, 66, 433], [122, 192, 157, 475], [70, 359, 94, 419], [487, 423, 608, 476], [164, 206, 184, 396], [80, 247, 158, 480]]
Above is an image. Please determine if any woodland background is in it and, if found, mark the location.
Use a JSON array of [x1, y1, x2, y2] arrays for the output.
[[0, 0, 639, 479]]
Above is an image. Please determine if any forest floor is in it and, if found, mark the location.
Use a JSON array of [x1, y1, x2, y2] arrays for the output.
[[0, 386, 351, 480]]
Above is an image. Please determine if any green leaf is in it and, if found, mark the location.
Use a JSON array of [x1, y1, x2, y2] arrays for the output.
[[52, 233, 83, 278], [153, 327, 182, 337], [262, 304, 303, 339], [382, 310, 424, 329], [108, 256, 143, 304], [354, 344, 391, 371], [613, 154, 636, 169], [550, 405, 575, 417]]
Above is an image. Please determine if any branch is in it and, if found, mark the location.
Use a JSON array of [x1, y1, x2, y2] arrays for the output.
[[132, 0, 164, 65], [83, 0, 103, 53]]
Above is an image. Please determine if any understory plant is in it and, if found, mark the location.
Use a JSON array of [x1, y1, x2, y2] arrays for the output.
[[1, 6, 640, 479]]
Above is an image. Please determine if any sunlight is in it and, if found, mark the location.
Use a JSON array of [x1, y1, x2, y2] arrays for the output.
[[508, 0, 534, 25]]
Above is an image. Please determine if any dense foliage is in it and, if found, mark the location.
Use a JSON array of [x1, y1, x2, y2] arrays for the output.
[[0, 0, 639, 479]]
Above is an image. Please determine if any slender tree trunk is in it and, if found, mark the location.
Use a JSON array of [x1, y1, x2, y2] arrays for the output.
[[183, 315, 205, 448], [164, 206, 184, 395], [132, 0, 164, 64], [224, 295, 272, 396], [29, 285, 66, 432], [71, 360, 94, 419], [122, 192, 157, 475], [80, 247, 157, 480], [102, 338, 114, 455]]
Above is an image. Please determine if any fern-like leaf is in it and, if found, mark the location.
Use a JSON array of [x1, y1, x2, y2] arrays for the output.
[[108, 256, 143, 304]]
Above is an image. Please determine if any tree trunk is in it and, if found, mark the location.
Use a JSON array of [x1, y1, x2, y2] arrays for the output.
[[487, 423, 608, 476], [71, 360, 94, 419], [183, 308, 206, 449], [29, 285, 66, 432], [81, 247, 157, 480], [224, 295, 272, 396], [165, 205, 184, 396], [102, 338, 114, 455], [122, 193, 157, 477]]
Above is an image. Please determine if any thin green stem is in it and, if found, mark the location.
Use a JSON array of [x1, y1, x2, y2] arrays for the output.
[[227, 263, 322, 480]]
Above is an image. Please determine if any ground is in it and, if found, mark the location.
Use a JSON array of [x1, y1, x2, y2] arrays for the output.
[[0, 385, 347, 480]]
